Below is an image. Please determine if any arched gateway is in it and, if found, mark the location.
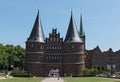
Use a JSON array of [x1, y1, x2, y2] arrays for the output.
[[49, 68, 59, 77]]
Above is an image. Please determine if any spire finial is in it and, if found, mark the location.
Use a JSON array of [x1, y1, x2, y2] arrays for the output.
[[37, 10, 40, 19], [37, 9, 39, 14], [80, 13, 85, 36], [80, 13, 82, 22], [71, 10, 73, 16]]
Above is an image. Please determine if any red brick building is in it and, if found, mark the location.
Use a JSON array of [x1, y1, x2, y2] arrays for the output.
[[25, 11, 86, 77], [86, 46, 120, 72]]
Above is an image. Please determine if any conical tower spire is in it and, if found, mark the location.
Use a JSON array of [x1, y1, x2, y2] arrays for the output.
[[64, 12, 83, 42], [27, 10, 45, 42], [80, 14, 85, 37]]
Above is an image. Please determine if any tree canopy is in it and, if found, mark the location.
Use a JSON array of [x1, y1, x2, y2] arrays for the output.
[[0, 43, 25, 70]]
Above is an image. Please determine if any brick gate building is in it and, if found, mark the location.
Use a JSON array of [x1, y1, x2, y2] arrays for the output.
[[25, 11, 85, 77]]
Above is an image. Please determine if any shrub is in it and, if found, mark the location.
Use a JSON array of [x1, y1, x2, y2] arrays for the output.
[[10, 70, 28, 77], [83, 68, 100, 76], [111, 69, 115, 75]]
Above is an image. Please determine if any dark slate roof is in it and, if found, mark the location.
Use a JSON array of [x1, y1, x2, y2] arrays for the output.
[[64, 12, 83, 43], [27, 11, 45, 42]]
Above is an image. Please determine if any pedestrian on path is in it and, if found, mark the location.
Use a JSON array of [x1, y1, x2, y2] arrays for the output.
[[57, 73, 60, 80]]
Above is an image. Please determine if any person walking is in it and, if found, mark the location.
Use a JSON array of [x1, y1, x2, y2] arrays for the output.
[[57, 73, 60, 80]]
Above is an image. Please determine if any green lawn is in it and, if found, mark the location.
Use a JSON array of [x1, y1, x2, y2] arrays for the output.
[[0, 77, 44, 82], [1, 77, 120, 82], [64, 77, 120, 82]]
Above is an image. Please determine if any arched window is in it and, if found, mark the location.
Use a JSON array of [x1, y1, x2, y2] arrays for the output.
[[40, 45, 43, 49]]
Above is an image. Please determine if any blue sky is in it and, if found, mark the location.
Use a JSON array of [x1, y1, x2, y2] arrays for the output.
[[0, 0, 120, 51]]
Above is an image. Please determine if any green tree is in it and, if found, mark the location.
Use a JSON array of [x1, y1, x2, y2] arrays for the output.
[[85, 50, 90, 55], [14, 45, 25, 68], [0, 44, 9, 69], [0, 43, 25, 70]]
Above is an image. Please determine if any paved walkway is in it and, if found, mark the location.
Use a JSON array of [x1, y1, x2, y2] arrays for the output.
[[41, 77, 64, 82], [0, 76, 12, 79]]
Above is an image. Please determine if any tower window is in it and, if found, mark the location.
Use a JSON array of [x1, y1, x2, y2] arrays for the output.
[[52, 47, 54, 49], [49, 56, 51, 59], [40, 45, 43, 49], [72, 45, 74, 49], [60, 47, 62, 50], [55, 47, 56, 49], [53, 37, 55, 41], [57, 38, 59, 41], [50, 38, 52, 41], [31, 44, 34, 48], [34, 38, 37, 40]]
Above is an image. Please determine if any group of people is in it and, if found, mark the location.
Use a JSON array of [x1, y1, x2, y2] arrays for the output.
[[48, 73, 60, 80]]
